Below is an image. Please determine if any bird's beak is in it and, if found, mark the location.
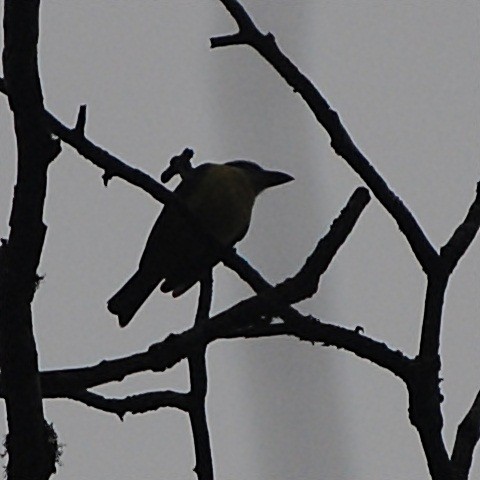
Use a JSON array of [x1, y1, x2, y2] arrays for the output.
[[261, 170, 294, 189]]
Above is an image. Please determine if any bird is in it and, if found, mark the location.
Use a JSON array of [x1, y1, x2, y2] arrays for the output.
[[107, 160, 293, 327]]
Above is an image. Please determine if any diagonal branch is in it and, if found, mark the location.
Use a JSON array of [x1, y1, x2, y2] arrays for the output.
[[277, 188, 369, 303], [211, 0, 438, 275]]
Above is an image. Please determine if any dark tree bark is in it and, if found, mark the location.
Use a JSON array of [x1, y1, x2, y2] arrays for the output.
[[1, 0, 60, 478]]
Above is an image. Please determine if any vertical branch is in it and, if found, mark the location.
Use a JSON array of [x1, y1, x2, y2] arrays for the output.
[[407, 371, 452, 480], [1, 0, 61, 478], [452, 389, 480, 480], [188, 272, 214, 480], [406, 272, 452, 480], [411, 160, 480, 480], [419, 272, 449, 360]]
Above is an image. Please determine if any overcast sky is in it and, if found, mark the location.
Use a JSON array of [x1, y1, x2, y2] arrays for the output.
[[1, 1, 479, 479]]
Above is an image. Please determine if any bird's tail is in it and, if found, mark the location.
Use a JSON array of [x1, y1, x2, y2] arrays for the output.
[[107, 269, 159, 327]]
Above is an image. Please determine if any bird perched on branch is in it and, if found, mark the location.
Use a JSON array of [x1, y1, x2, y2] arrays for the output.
[[107, 160, 293, 327]]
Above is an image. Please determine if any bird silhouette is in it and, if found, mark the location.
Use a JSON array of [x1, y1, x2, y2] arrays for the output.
[[107, 160, 293, 327]]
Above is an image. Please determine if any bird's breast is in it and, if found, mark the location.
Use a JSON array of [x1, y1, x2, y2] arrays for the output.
[[185, 166, 256, 245]]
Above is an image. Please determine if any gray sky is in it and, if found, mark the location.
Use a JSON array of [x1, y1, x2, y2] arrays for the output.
[[1, 1, 479, 479]]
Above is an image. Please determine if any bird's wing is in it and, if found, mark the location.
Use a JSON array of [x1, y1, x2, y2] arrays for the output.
[[138, 166, 217, 292]]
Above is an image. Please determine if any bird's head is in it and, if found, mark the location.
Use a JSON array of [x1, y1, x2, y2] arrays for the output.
[[226, 160, 294, 195]]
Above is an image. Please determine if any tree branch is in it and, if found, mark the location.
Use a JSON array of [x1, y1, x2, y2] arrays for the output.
[[69, 389, 190, 419], [188, 274, 214, 480], [451, 389, 480, 480], [35, 309, 410, 401], [1, 1, 61, 478], [211, 0, 438, 275]]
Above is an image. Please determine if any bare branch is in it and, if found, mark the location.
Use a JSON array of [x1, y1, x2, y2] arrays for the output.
[[69, 389, 190, 419], [36, 308, 410, 400], [188, 275, 214, 480], [277, 187, 370, 303], [160, 148, 195, 183], [1, 1, 61, 477], [452, 389, 480, 480], [441, 182, 480, 274], [228, 319, 411, 380], [212, 0, 438, 275], [210, 32, 246, 48], [74, 104, 87, 137], [418, 273, 449, 360], [222, 186, 371, 326]]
